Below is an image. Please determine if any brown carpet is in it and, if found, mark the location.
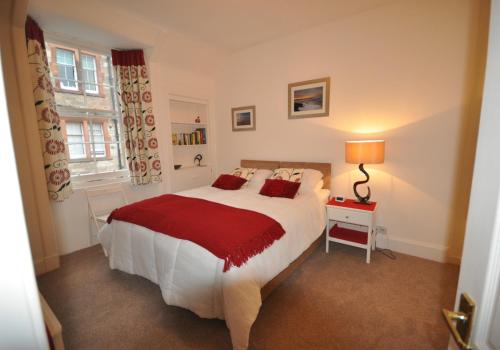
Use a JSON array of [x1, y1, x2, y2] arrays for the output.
[[37, 243, 458, 350]]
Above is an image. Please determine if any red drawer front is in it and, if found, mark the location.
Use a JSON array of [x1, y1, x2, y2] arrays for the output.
[[329, 225, 368, 245]]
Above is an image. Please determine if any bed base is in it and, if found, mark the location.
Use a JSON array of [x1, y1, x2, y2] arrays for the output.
[[260, 232, 323, 300]]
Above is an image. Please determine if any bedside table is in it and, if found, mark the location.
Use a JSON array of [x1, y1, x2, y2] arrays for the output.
[[326, 199, 377, 263]]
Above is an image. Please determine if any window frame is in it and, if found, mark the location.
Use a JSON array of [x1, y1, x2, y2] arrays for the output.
[[55, 48, 79, 92], [90, 122, 106, 157], [65, 121, 87, 160], [80, 53, 99, 94], [45, 35, 127, 181], [49, 44, 104, 97], [60, 117, 119, 163]]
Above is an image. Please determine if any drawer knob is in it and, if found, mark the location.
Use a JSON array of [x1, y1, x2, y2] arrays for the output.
[[345, 216, 349, 219]]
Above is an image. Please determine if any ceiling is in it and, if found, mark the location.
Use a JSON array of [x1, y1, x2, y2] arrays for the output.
[[28, 0, 399, 74], [100, 0, 398, 52]]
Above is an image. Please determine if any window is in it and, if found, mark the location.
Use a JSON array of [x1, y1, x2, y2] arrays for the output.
[[81, 54, 98, 94], [46, 41, 125, 177], [66, 122, 86, 159], [90, 122, 105, 157], [56, 48, 77, 91]]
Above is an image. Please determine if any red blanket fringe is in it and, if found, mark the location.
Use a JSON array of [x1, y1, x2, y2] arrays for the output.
[[222, 225, 283, 271], [107, 194, 285, 272]]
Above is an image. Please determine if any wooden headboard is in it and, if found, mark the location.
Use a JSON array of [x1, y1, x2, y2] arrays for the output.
[[241, 159, 331, 189]]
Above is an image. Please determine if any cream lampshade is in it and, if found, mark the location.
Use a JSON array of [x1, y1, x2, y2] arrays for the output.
[[345, 140, 385, 204]]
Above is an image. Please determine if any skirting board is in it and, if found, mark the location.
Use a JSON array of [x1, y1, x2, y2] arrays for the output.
[[376, 235, 461, 265], [34, 254, 60, 275]]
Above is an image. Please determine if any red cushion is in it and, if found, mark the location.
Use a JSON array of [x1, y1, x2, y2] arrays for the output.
[[259, 179, 301, 199], [212, 174, 247, 190]]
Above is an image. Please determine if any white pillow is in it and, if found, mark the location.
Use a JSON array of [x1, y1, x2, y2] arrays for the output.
[[230, 167, 257, 181], [270, 168, 304, 182], [314, 179, 324, 192], [298, 169, 324, 194], [247, 169, 273, 190]]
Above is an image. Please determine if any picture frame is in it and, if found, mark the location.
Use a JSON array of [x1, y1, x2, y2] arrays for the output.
[[288, 77, 330, 119], [231, 105, 256, 131]]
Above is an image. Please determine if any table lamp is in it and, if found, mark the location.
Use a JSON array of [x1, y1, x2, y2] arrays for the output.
[[345, 140, 385, 204]]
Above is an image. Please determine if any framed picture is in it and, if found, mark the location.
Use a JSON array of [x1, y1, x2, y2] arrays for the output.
[[231, 105, 256, 131], [288, 77, 330, 119]]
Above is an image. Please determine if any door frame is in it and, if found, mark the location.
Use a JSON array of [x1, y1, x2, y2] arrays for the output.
[[453, 0, 500, 348]]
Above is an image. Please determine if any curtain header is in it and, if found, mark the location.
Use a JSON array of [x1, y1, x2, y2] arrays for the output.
[[25, 16, 46, 48], [111, 49, 145, 67]]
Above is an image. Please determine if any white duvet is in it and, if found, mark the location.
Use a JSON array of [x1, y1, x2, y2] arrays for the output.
[[99, 186, 328, 349]]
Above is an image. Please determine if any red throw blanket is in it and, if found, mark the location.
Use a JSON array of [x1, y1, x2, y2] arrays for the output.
[[107, 194, 285, 272]]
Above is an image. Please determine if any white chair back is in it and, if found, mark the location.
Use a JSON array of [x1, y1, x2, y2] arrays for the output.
[[85, 182, 129, 235]]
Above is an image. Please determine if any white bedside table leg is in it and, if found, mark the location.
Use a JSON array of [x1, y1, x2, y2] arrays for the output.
[[366, 225, 372, 264], [371, 227, 376, 251], [326, 220, 330, 253]]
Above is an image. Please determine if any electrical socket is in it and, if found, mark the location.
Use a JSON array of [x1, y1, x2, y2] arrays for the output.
[[376, 226, 387, 235]]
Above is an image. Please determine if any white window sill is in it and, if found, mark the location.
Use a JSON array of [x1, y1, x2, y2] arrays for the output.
[[71, 170, 129, 190]]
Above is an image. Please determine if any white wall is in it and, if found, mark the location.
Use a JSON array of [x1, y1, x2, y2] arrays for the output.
[[214, 0, 488, 262]]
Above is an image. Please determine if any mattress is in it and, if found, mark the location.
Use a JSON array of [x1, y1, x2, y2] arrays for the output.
[[99, 186, 329, 349]]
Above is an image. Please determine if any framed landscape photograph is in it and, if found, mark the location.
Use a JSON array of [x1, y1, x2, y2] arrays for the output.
[[288, 77, 330, 119], [232, 105, 256, 131]]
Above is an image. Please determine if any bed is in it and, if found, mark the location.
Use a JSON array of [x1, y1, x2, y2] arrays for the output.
[[98, 160, 331, 349]]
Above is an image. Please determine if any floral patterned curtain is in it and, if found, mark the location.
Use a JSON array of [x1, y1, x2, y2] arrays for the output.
[[111, 49, 162, 185], [25, 16, 72, 201]]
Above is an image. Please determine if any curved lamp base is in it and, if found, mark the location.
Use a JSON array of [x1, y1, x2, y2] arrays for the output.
[[353, 163, 371, 204]]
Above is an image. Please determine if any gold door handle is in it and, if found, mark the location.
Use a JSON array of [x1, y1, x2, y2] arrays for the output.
[[442, 293, 475, 350], [442, 309, 472, 349]]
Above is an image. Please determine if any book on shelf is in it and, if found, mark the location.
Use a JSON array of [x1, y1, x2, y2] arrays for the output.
[[171, 127, 207, 146]]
